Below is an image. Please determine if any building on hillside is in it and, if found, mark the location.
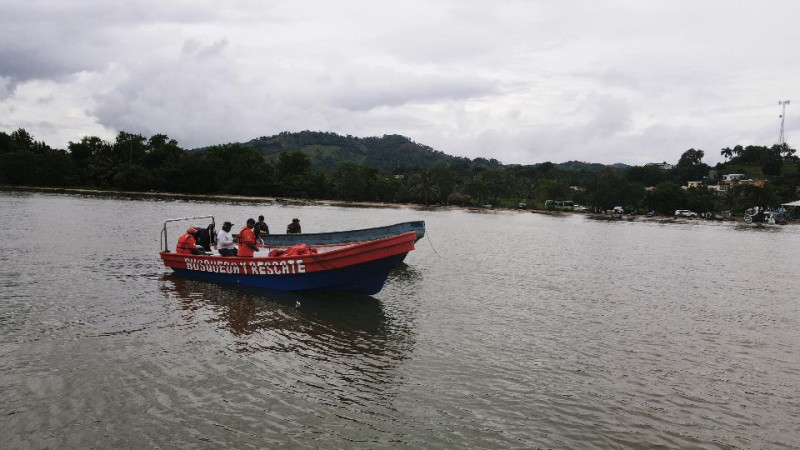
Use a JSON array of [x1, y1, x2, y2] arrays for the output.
[[646, 162, 674, 171], [686, 181, 703, 189], [737, 179, 766, 187], [722, 173, 745, 182], [707, 184, 728, 195], [704, 174, 768, 195]]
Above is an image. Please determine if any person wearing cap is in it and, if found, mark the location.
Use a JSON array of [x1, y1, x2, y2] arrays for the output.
[[176, 228, 205, 255], [216, 221, 237, 257], [255, 215, 270, 241], [286, 218, 301, 234], [237, 218, 259, 258]]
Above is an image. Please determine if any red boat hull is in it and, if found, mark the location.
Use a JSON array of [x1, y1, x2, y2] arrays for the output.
[[160, 232, 416, 295]]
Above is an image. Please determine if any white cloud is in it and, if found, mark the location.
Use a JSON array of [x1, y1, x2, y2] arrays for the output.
[[0, 73, 117, 146], [0, 0, 798, 165]]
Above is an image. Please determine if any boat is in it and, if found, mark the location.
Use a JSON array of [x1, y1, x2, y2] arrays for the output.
[[743, 207, 786, 225], [160, 216, 417, 295], [255, 221, 425, 246]]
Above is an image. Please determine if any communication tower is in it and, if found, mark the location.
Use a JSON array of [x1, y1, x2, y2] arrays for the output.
[[779, 100, 790, 145]]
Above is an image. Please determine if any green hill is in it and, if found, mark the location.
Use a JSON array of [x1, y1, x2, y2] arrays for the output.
[[236, 131, 466, 172], [557, 160, 630, 172], [718, 160, 799, 179], [193, 131, 631, 174]]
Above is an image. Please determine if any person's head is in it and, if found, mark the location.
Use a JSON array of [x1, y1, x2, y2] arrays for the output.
[[292, 218, 299, 223], [258, 215, 264, 221], [186, 227, 197, 235], [222, 221, 233, 231], [246, 218, 255, 229]]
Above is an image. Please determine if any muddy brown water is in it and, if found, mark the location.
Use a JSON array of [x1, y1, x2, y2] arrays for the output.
[[1, 191, 799, 448]]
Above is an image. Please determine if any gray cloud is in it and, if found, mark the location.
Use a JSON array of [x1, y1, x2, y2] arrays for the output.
[[0, 0, 220, 81], [330, 73, 499, 111], [182, 38, 230, 59], [1, 0, 798, 164], [0, 77, 9, 101], [0, 49, 86, 81]]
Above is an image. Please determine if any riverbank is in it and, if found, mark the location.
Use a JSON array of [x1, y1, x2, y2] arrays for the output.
[[2, 185, 795, 225], [0, 185, 416, 210]]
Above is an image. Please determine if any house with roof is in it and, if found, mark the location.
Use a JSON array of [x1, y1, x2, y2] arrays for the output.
[[645, 162, 674, 171], [722, 173, 745, 182]]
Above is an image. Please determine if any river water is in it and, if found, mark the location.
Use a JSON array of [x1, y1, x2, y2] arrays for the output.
[[1, 191, 798, 448]]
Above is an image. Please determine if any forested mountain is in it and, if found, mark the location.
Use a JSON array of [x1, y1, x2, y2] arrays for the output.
[[556, 161, 629, 172], [2, 127, 798, 214], [199, 131, 469, 172], [213, 131, 630, 173]]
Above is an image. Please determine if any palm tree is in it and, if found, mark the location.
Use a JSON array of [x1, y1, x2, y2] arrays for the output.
[[408, 169, 440, 205], [720, 147, 733, 161], [775, 142, 796, 159]]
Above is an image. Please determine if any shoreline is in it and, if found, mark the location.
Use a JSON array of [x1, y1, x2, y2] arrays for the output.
[[2, 185, 795, 225], [0, 185, 418, 210]]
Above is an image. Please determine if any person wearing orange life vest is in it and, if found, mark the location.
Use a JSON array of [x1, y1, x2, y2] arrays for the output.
[[237, 218, 260, 258], [176, 228, 205, 255]]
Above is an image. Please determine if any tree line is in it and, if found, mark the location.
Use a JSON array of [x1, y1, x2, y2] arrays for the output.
[[1, 128, 798, 214]]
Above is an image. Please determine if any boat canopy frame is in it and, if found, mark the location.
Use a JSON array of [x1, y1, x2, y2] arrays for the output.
[[161, 215, 215, 252]]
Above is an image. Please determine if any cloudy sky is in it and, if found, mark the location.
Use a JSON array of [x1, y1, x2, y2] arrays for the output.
[[1, 0, 798, 165]]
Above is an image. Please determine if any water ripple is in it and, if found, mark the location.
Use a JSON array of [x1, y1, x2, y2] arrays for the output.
[[2, 193, 800, 447]]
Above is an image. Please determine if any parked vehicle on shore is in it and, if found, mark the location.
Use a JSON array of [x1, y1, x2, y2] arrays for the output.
[[705, 210, 732, 221], [674, 210, 697, 218], [544, 200, 574, 211]]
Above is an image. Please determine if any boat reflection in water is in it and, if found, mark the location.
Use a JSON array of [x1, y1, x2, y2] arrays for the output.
[[160, 273, 418, 366], [381, 262, 423, 290]]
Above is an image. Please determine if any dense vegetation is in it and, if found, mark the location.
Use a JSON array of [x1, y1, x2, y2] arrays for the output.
[[1, 128, 798, 214], [233, 131, 469, 172]]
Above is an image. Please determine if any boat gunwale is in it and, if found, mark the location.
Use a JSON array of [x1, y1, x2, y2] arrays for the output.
[[160, 231, 417, 265], [251, 220, 425, 244]]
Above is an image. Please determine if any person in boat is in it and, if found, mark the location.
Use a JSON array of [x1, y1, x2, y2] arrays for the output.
[[287, 218, 301, 234], [176, 228, 206, 255], [216, 221, 237, 257], [255, 215, 270, 241], [237, 218, 260, 257], [194, 224, 214, 251]]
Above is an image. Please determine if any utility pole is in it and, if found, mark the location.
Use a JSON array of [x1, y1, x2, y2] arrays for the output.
[[779, 100, 790, 145]]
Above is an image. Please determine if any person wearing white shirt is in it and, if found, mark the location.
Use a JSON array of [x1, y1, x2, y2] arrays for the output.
[[216, 221, 237, 256]]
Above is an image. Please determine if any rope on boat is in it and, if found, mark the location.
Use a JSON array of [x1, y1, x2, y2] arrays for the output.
[[426, 231, 442, 258]]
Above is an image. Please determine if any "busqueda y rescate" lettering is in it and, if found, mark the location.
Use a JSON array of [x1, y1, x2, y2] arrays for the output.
[[184, 258, 307, 275]]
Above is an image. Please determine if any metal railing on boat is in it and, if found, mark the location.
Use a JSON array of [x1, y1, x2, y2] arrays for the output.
[[161, 215, 215, 252]]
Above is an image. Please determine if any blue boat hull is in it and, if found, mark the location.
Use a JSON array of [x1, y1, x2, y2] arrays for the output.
[[171, 252, 407, 295]]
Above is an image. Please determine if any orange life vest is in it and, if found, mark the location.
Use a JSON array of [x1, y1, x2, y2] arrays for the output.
[[238, 226, 256, 257], [176, 233, 196, 254]]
